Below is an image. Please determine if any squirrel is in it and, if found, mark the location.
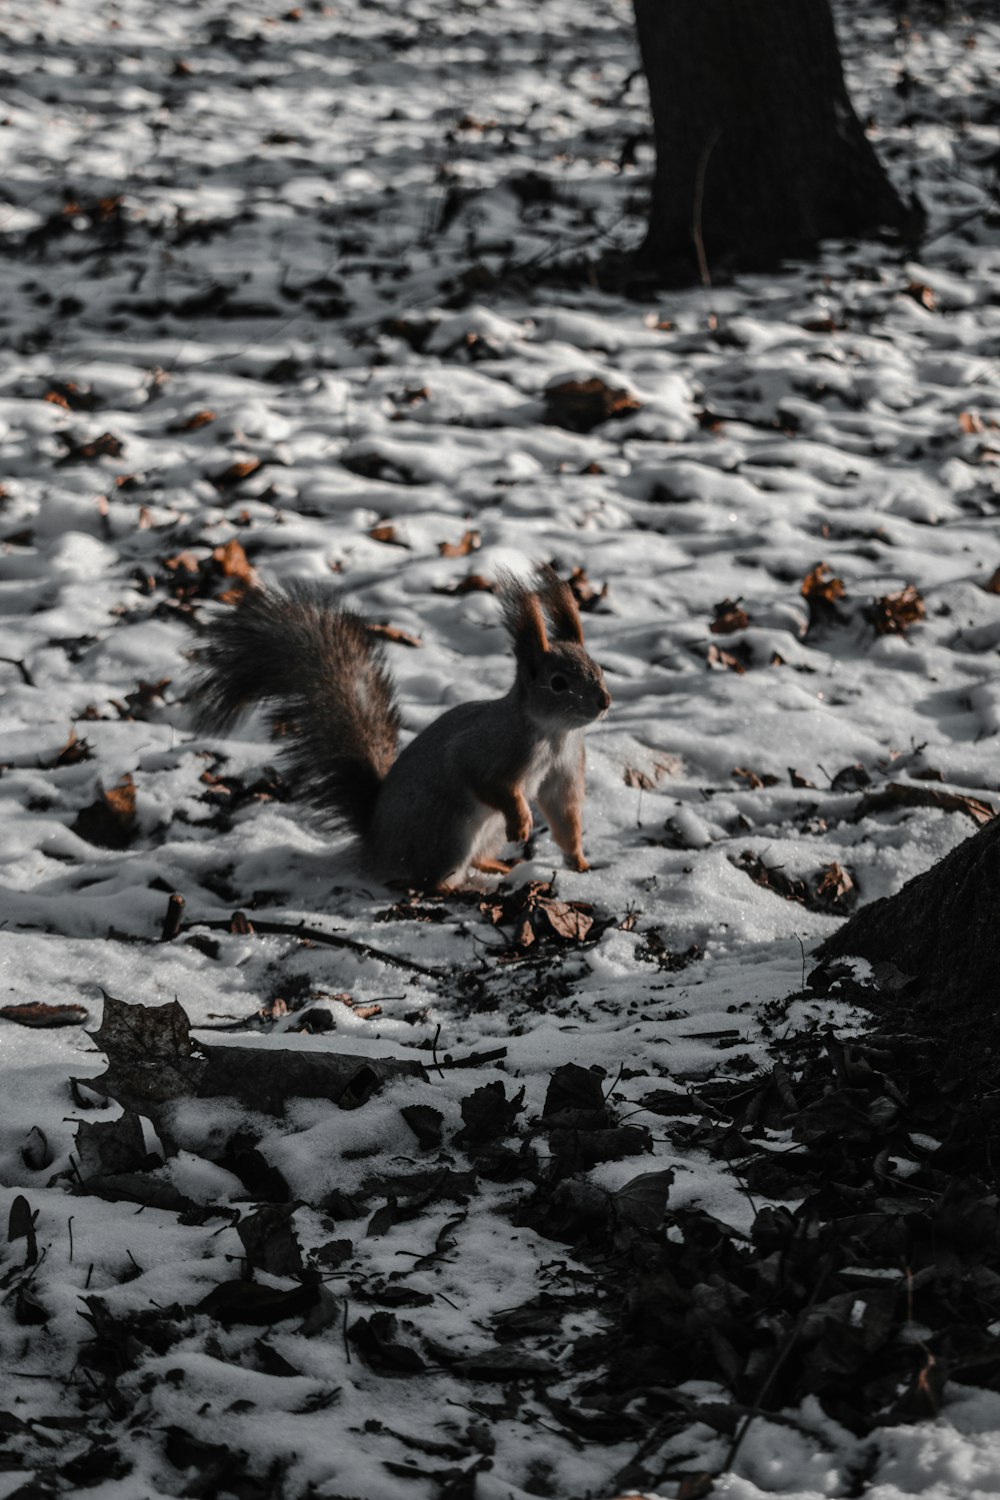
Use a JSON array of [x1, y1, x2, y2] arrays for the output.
[[189, 563, 611, 891]]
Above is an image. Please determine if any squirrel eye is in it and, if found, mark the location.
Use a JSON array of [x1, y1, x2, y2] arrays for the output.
[[550, 673, 569, 693]]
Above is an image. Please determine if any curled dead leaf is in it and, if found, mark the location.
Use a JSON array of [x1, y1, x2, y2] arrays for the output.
[[438, 529, 481, 558], [801, 561, 847, 629], [71, 773, 137, 850], [169, 409, 216, 433], [544, 377, 642, 433], [434, 574, 495, 596], [212, 458, 263, 491], [856, 781, 995, 828], [710, 598, 750, 634], [868, 583, 925, 637]]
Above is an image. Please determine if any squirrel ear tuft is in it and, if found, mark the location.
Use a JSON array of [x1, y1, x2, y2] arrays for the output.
[[533, 563, 584, 645], [497, 569, 550, 662]]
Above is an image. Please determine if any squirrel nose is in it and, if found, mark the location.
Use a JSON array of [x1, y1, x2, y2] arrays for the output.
[[597, 685, 611, 712]]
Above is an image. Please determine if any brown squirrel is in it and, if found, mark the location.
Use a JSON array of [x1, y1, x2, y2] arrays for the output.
[[190, 564, 611, 890]]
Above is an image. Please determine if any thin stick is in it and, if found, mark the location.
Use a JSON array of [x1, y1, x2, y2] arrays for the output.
[[185, 917, 445, 980]]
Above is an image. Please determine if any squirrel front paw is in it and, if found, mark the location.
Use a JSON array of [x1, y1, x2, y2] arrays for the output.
[[564, 852, 589, 872]]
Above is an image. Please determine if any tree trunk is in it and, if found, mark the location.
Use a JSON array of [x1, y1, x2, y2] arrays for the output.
[[632, 0, 921, 284], [815, 814, 1000, 1074]]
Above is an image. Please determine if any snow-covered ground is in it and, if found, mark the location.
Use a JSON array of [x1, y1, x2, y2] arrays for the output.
[[1, 0, 999, 1495]]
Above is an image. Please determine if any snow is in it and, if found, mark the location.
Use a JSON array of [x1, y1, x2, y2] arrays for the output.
[[0, 0, 999, 1493]]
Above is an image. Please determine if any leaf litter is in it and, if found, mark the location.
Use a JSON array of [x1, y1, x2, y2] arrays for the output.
[[1, 0, 1000, 1496]]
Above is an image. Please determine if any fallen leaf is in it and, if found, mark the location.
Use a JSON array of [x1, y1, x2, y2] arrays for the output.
[[434, 574, 495, 595], [856, 781, 995, 827], [707, 641, 749, 674], [733, 767, 779, 789], [566, 565, 609, 612], [71, 773, 137, 850], [868, 583, 925, 637], [212, 458, 263, 491], [831, 762, 871, 792], [544, 377, 642, 433], [169, 409, 216, 432], [801, 561, 847, 629], [623, 759, 676, 791], [438, 529, 481, 558], [710, 598, 750, 634], [368, 522, 405, 545], [904, 280, 935, 311], [57, 431, 124, 464], [0, 1002, 89, 1028]]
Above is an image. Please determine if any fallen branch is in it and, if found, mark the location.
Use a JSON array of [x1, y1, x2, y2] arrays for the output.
[[181, 914, 446, 980]]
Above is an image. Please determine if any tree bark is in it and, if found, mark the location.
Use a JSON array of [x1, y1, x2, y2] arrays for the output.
[[632, 0, 921, 284], [815, 815, 1000, 1069]]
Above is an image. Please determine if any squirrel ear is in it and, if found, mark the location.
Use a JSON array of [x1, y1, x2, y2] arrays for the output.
[[498, 570, 550, 663], [533, 563, 584, 645]]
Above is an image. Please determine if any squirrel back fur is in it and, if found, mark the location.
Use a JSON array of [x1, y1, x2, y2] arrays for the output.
[[189, 566, 610, 888]]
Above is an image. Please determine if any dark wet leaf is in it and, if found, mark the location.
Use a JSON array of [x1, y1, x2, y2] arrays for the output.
[[197, 1279, 324, 1329], [545, 377, 641, 433], [20, 1126, 52, 1171], [350, 1312, 427, 1374], [236, 1204, 304, 1277], [400, 1104, 444, 1149], [8, 1196, 38, 1265], [543, 1062, 605, 1117], [456, 1082, 525, 1146], [70, 774, 137, 850], [75, 1111, 160, 1179]]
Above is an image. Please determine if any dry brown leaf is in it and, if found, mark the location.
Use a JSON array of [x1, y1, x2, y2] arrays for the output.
[[710, 598, 750, 634], [48, 729, 93, 767], [856, 781, 995, 828], [170, 409, 217, 433], [58, 431, 124, 464], [163, 550, 201, 575], [438, 529, 481, 558], [213, 538, 255, 583], [212, 458, 263, 490], [733, 767, 780, 790], [538, 897, 593, 942], [566, 565, 609, 612], [981, 567, 1000, 595], [367, 522, 397, 545], [623, 757, 677, 791], [71, 773, 137, 850], [434, 574, 495, 596], [544, 377, 642, 433], [801, 561, 847, 629], [707, 642, 748, 674], [815, 862, 856, 911], [959, 410, 985, 435], [868, 583, 925, 637], [905, 280, 935, 311]]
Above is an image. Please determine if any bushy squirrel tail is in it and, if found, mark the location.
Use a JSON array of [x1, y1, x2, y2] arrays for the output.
[[189, 580, 400, 837]]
